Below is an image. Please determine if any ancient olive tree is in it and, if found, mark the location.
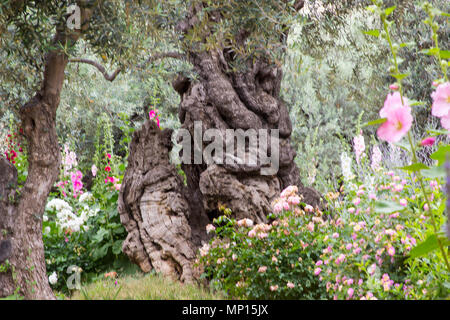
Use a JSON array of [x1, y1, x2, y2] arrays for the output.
[[118, 0, 324, 282]]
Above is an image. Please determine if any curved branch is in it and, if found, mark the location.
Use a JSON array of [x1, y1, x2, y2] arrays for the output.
[[69, 52, 185, 81], [137, 52, 185, 69], [69, 58, 121, 81]]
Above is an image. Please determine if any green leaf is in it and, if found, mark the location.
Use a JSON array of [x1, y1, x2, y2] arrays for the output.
[[363, 29, 380, 37], [392, 73, 410, 81], [92, 243, 111, 260], [421, 48, 440, 56], [398, 163, 429, 172], [93, 228, 109, 243], [385, 6, 396, 16], [363, 118, 387, 127], [430, 145, 450, 166], [440, 50, 450, 60], [426, 129, 450, 136], [409, 234, 439, 259], [374, 200, 405, 214], [409, 100, 426, 107], [112, 240, 123, 255], [421, 165, 446, 178]]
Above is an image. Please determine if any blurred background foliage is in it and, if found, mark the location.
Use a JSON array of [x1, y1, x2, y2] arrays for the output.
[[0, 0, 448, 192]]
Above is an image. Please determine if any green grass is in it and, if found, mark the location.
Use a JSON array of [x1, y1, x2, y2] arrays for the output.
[[69, 272, 225, 300]]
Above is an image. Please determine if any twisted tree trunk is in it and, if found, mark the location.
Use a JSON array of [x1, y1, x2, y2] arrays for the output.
[[118, 1, 322, 282], [0, 7, 93, 299]]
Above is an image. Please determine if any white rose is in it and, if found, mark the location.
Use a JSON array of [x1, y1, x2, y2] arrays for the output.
[[48, 272, 58, 285]]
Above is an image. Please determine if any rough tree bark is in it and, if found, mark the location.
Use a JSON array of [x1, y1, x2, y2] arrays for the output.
[[0, 8, 93, 299], [119, 121, 199, 282], [119, 1, 322, 282]]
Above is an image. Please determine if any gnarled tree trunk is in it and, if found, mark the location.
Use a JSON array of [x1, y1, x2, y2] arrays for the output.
[[118, 1, 321, 282], [0, 41, 66, 299], [0, 7, 93, 299], [119, 121, 199, 282]]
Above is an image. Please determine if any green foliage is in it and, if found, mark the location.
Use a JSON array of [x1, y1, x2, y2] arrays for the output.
[[43, 118, 130, 294]]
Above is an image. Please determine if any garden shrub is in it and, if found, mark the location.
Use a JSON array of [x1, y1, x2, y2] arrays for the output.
[[198, 199, 328, 300]]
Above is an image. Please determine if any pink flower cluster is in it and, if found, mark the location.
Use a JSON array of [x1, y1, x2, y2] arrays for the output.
[[149, 109, 161, 128], [4, 130, 23, 165], [272, 185, 313, 215], [102, 153, 122, 191], [377, 82, 450, 141], [71, 170, 84, 198]]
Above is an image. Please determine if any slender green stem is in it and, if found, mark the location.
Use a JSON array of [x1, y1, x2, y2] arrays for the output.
[[407, 133, 450, 271], [380, 9, 450, 272]]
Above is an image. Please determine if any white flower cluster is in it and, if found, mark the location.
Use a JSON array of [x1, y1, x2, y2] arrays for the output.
[[78, 192, 93, 203], [62, 143, 78, 176], [340, 152, 355, 182], [46, 198, 96, 233], [299, 0, 335, 20]]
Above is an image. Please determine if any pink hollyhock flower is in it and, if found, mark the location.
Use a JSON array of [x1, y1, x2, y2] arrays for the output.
[[431, 82, 450, 117], [348, 207, 355, 214], [389, 83, 399, 91], [287, 282, 295, 289], [105, 166, 111, 172], [304, 204, 314, 213], [114, 183, 121, 191], [352, 197, 360, 206], [106, 153, 112, 159], [377, 92, 413, 143], [149, 110, 156, 120], [399, 199, 407, 206], [420, 137, 436, 146], [283, 201, 290, 210]]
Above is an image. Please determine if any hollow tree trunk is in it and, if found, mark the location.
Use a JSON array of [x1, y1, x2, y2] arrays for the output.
[[0, 6, 93, 298], [119, 121, 199, 282], [119, 1, 321, 282]]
